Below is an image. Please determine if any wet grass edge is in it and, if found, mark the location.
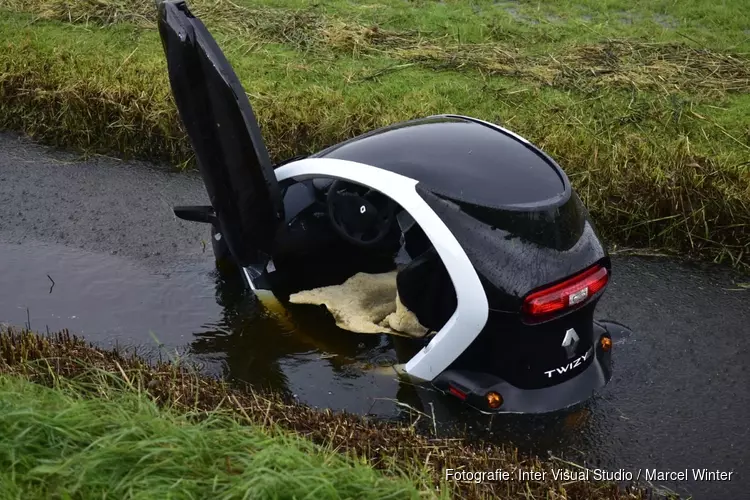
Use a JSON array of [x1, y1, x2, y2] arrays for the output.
[[0, 326, 664, 500]]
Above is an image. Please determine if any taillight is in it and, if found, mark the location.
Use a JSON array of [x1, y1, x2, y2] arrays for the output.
[[448, 385, 467, 400], [522, 264, 609, 324]]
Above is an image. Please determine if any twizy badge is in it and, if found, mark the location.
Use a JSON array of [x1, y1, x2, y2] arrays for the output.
[[545, 346, 593, 379]]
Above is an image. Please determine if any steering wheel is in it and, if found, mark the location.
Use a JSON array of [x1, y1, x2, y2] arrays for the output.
[[326, 180, 397, 247]]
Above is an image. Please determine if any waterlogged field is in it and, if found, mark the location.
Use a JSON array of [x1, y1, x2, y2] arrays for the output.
[[0, 0, 748, 266]]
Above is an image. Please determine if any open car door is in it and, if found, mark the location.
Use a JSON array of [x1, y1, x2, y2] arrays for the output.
[[157, 0, 284, 267]]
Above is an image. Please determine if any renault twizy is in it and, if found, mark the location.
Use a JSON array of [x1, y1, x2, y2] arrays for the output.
[[157, 0, 632, 414]]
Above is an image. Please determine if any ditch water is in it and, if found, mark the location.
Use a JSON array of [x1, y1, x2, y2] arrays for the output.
[[1, 240, 748, 499], [1, 134, 748, 499]]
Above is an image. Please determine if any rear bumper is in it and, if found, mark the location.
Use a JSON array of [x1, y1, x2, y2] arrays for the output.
[[432, 321, 624, 414]]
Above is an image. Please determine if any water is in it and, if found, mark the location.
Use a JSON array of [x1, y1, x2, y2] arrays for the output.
[[1, 129, 748, 498], [0, 241, 221, 350], [0, 240, 409, 415], [1, 239, 748, 498]]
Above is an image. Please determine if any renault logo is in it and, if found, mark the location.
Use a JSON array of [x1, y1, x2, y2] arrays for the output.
[[562, 328, 580, 358]]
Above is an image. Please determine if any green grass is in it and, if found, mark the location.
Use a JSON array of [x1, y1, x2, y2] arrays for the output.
[[0, 0, 748, 266], [0, 326, 652, 500], [230, 0, 750, 52], [0, 374, 436, 499]]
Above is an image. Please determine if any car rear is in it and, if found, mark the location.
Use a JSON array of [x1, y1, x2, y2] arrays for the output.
[[415, 190, 615, 413]]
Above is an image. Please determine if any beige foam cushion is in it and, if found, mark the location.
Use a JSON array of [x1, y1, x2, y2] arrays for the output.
[[288, 271, 429, 338]]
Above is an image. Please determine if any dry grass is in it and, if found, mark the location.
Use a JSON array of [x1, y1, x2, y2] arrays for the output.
[[8, 0, 749, 96], [394, 40, 750, 96], [0, 0, 156, 26], [0, 326, 656, 500]]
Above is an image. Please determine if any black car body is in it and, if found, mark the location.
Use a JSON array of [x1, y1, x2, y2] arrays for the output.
[[157, 0, 629, 414]]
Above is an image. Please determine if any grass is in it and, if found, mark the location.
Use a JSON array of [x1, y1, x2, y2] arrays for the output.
[[0, 0, 748, 266], [0, 326, 653, 500], [0, 376, 434, 499]]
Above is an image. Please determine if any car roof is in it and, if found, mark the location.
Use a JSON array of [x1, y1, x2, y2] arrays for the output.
[[314, 115, 570, 211]]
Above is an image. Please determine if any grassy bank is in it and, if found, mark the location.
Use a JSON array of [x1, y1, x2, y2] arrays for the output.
[[0, 326, 651, 499], [0, 376, 434, 499], [0, 0, 748, 266]]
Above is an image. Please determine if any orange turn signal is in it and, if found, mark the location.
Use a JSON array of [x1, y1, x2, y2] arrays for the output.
[[486, 391, 503, 409], [600, 336, 612, 352]]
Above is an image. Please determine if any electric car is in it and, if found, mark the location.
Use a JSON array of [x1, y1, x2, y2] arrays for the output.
[[157, 0, 631, 414]]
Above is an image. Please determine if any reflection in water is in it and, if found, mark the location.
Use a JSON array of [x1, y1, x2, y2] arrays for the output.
[[188, 259, 750, 498], [190, 264, 421, 410], [188, 263, 616, 453], [3, 241, 747, 499]]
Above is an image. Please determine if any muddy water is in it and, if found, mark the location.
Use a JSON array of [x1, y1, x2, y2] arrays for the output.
[[0, 241, 221, 353], [429, 257, 750, 499], [0, 240, 407, 415], [1, 134, 748, 499], [2, 240, 748, 499]]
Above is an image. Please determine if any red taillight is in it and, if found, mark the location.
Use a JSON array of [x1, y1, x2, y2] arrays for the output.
[[522, 264, 609, 323], [448, 385, 467, 400]]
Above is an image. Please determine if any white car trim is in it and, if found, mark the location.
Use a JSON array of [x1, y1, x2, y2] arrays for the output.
[[273, 157, 490, 382]]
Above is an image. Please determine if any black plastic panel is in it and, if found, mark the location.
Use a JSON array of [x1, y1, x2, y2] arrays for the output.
[[416, 185, 609, 312], [158, 1, 283, 266]]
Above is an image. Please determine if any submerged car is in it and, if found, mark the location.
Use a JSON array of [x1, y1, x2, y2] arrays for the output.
[[157, 0, 632, 414]]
